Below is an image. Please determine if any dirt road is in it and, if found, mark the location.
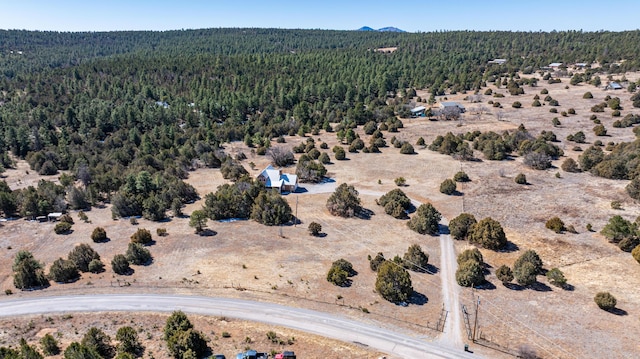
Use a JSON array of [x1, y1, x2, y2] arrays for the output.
[[0, 294, 478, 359]]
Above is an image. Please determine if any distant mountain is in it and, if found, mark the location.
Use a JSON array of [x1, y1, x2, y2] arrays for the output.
[[378, 27, 405, 33], [356, 26, 405, 32]]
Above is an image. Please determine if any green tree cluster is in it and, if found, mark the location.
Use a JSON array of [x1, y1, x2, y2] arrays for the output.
[[164, 311, 208, 359], [377, 189, 412, 219], [407, 203, 441, 235], [455, 248, 485, 287], [375, 261, 413, 303]]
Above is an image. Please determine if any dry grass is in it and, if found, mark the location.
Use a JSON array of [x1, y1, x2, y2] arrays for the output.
[[2, 72, 640, 358]]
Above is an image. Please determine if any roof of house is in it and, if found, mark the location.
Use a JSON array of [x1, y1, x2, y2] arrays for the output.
[[259, 165, 297, 189], [411, 106, 426, 113], [549, 62, 563, 67], [608, 82, 623, 89], [441, 101, 465, 108], [488, 59, 507, 64]]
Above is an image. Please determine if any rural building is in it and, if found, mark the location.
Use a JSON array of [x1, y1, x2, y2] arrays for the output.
[[155, 101, 169, 108], [410, 105, 426, 117], [257, 165, 298, 193], [488, 58, 507, 65], [47, 212, 63, 222], [439, 101, 465, 113], [605, 82, 623, 90], [548, 62, 563, 70]]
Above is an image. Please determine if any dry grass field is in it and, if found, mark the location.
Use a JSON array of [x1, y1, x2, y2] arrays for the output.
[[2, 71, 640, 358]]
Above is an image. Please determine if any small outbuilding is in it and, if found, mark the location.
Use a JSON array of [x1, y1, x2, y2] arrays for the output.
[[47, 212, 63, 222], [605, 82, 623, 90], [439, 102, 466, 113]]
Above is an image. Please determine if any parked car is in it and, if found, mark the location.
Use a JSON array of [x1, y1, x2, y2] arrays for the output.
[[236, 350, 268, 359], [275, 351, 296, 359]]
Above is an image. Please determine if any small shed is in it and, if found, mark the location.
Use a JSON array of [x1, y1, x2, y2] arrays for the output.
[[606, 82, 623, 90], [47, 212, 63, 222], [439, 102, 466, 113]]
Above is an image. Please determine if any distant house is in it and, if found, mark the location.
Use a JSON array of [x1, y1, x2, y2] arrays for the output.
[[410, 105, 426, 117], [155, 101, 169, 109], [574, 62, 588, 68], [439, 102, 466, 113], [488, 59, 507, 65], [605, 82, 623, 90], [548, 62, 563, 70], [257, 165, 298, 193]]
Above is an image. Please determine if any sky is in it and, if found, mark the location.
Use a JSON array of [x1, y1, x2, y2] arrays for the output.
[[1, 0, 639, 33]]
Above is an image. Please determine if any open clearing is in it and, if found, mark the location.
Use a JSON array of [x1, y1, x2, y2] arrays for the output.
[[2, 72, 640, 358]]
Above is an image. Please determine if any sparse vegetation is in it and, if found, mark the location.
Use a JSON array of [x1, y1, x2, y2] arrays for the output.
[[130, 228, 153, 245], [308, 222, 322, 236], [545, 217, 566, 233], [468, 217, 507, 250], [327, 259, 356, 287], [594, 292, 617, 311], [402, 244, 429, 272], [377, 188, 412, 219], [439, 178, 457, 195], [449, 213, 477, 240], [375, 261, 413, 303], [91, 227, 108, 242], [407, 203, 441, 235], [326, 183, 361, 218], [456, 248, 485, 287], [496, 265, 514, 285]]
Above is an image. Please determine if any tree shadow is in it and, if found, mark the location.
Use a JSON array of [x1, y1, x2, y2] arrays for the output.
[[562, 283, 575, 291], [438, 224, 450, 234], [530, 282, 552, 292], [198, 229, 217, 237], [474, 281, 496, 290], [499, 241, 519, 253], [356, 208, 375, 220], [607, 307, 628, 316], [118, 268, 135, 276], [424, 264, 439, 275], [504, 282, 525, 291], [408, 291, 428, 306], [314, 233, 328, 238]]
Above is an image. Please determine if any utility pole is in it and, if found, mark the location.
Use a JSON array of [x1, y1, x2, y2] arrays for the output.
[[294, 195, 298, 227], [472, 295, 480, 342]]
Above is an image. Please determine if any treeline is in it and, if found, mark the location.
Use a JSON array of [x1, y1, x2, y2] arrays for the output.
[[1, 29, 640, 218]]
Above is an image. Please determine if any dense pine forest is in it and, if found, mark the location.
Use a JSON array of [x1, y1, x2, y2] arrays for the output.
[[1, 28, 640, 220]]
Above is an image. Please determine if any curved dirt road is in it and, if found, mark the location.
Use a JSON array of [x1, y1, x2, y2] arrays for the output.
[[0, 294, 476, 359]]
